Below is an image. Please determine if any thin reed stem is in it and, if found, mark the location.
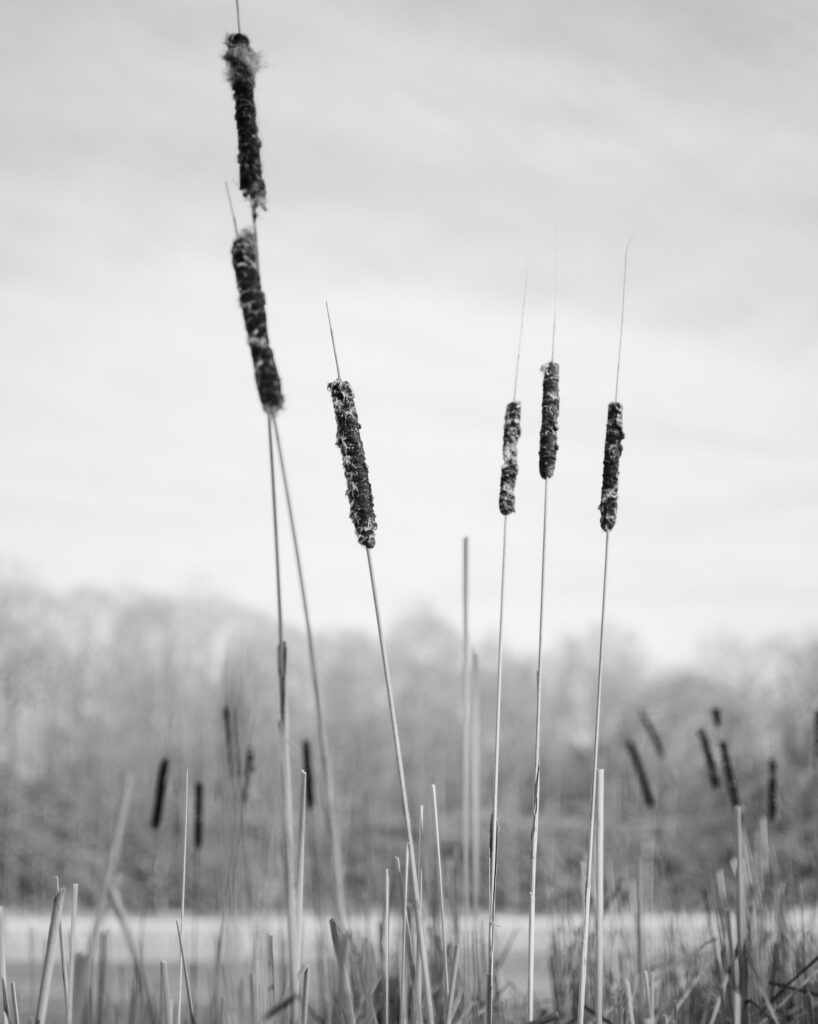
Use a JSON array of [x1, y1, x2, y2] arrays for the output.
[[271, 414, 348, 925], [177, 771, 189, 1024], [266, 416, 297, 1000], [527, 478, 550, 1020], [595, 769, 605, 1024], [487, 515, 510, 1024], [577, 532, 612, 1024], [461, 537, 472, 920], [365, 549, 436, 1024], [432, 784, 449, 998]]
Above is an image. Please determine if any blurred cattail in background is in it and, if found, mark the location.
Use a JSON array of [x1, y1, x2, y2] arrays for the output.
[[194, 782, 204, 850], [625, 739, 656, 808], [639, 709, 665, 759], [599, 402, 624, 531], [499, 401, 522, 515], [697, 728, 720, 789], [767, 758, 777, 822], [720, 740, 740, 807], [711, 707, 722, 729], [302, 740, 314, 810], [151, 758, 170, 830], [242, 747, 255, 805], [328, 380, 377, 548], [223, 34, 266, 212], [538, 363, 559, 479], [813, 709, 818, 763]]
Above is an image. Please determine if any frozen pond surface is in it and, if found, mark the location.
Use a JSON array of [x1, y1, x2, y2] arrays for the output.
[[3, 907, 817, 1012]]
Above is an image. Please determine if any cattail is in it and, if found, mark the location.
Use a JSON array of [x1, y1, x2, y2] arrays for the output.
[[720, 740, 740, 807], [302, 740, 314, 809], [223, 34, 266, 212], [150, 758, 170, 829], [242, 746, 255, 805], [231, 229, 283, 414], [194, 782, 204, 850], [813, 710, 818, 761], [638, 709, 665, 759], [711, 706, 722, 728], [625, 739, 655, 808], [222, 705, 234, 777], [328, 379, 377, 548], [697, 728, 720, 789], [599, 402, 624, 531], [767, 758, 777, 822], [539, 363, 559, 479], [498, 401, 522, 515]]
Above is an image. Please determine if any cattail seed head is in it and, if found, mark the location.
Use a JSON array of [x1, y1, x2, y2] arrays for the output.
[[599, 401, 624, 531], [230, 229, 283, 413], [767, 758, 777, 822], [302, 740, 314, 809], [499, 400, 521, 515], [539, 362, 560, 479], [194, 782, 204, 850], [328, 379, 377, 548], [711, 706, 722, 728], [625, 739, 655, 808], [223, 34, 266, 212], [720, 739, 740, 808], [150, 757, 170, 830], [697, 728, 720, 789]]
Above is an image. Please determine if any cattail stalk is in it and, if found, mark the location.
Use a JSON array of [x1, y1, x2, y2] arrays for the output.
[[461, 537, 472, 919], [326, 336, 434, 1023], [176, 771, 189, 1024], [488, 279, 527, 1024], [527, 252, 560, 1020], [595, 770, 605, 1024], [625, 740, 656, 808], [272, 414, 349, 924], [577, 240, 632, 1024]]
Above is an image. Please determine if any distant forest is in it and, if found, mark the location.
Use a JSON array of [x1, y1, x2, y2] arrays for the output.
[[0, 577, 815, 913]]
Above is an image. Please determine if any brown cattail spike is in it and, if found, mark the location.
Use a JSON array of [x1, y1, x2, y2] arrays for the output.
[[599, 401, 624, 531], [328, 380, 377, 548], [767, 758, 777, 822], [720, 739, 740, 807], [625, 739, 655, 808], [539, 362, 560, 479], [230, 229, 283, 413], [697, 728, 720, 789], [151, 758, 170, 830], [499, 401, 521, 515], [194, 782, 204, 850], [223, 34, 266, 212]]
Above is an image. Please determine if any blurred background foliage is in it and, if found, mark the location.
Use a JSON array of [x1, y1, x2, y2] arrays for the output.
[[0, 576, 815, 914]]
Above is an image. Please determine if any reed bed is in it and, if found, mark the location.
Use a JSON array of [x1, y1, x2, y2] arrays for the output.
[[1, 14, 816, 1024]]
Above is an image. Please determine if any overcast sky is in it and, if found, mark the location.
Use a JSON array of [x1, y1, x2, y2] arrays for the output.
[[1, 0, 817, 668]]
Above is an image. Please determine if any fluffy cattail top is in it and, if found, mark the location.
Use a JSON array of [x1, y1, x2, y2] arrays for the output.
[[231, 229, 283, 414], [539, 362, 560, 479], [223, 34, 266, 212], [599, 401, 624, 531], [499, 401, 521, 515], [328, 379, 377, 548]]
